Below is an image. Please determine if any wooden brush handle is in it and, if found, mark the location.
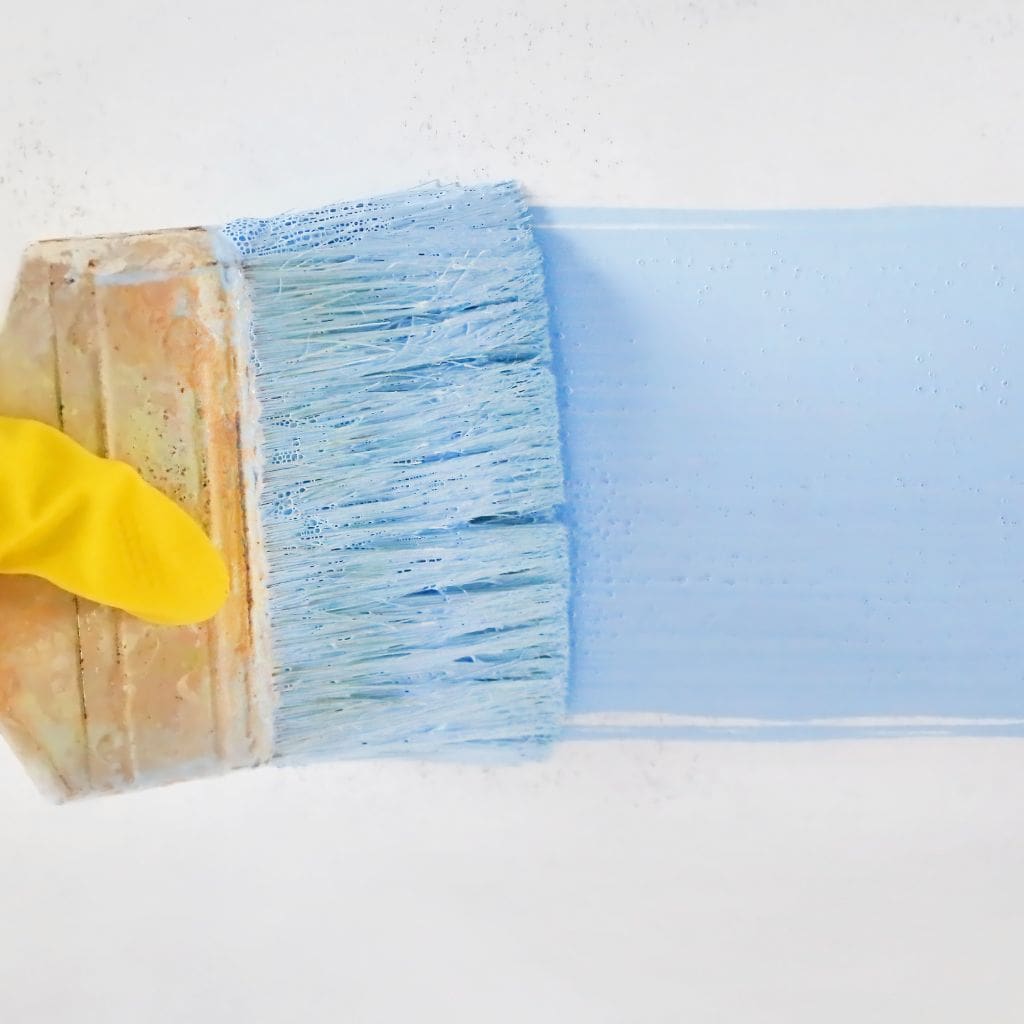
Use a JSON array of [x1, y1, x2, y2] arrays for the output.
[[0, 230, 273, 799]]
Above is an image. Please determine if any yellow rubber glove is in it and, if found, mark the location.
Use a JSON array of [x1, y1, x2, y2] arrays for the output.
[[0, 416, 229, 625]]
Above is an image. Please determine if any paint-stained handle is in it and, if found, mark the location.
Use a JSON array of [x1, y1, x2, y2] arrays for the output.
[[0, 233, 272, 800]]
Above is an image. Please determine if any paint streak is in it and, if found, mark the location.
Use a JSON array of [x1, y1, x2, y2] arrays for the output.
[[535, 206, 1024, 734]]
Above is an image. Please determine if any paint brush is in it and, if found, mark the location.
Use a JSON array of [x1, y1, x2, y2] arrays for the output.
[[6, 190, 1021, 799], [0, 182, 570, 799]]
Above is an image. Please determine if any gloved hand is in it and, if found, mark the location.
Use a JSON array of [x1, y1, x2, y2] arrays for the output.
[[0, 416, 229, 625]]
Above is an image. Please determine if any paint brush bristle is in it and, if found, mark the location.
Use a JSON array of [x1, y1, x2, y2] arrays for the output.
[[232, 183, 571, 763]]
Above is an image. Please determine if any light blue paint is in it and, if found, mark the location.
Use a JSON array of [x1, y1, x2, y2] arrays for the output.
[[534, 206, 1024, 735]]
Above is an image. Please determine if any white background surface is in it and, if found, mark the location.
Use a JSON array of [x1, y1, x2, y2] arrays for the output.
[[1, 2, 1023, 1021]]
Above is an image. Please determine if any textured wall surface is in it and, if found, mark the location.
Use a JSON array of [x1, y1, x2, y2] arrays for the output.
[[1, 2, 1023, 1022]]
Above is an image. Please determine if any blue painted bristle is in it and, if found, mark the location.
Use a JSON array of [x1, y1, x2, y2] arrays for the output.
[[223, 183, 569, 760]]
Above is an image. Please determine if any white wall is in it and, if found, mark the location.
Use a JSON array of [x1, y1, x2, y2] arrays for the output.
[[2, 2, 1023, 1020]]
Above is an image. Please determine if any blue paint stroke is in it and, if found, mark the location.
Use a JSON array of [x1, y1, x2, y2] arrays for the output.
[[534, 206, 1024, 737]]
